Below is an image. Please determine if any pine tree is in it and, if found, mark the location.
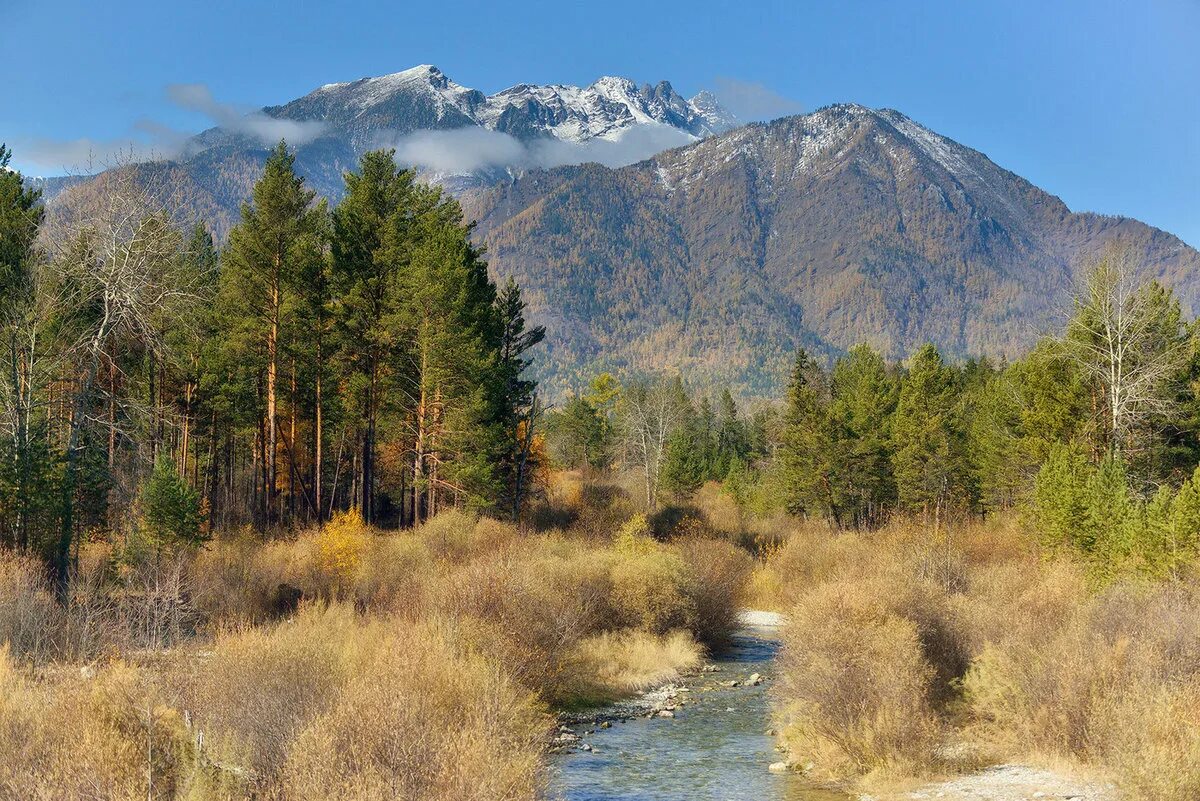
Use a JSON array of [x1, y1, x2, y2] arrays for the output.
[[390, 197, 500, 519], [1084, 456, 1141, 581], [221, 141, 322, 525], [330, 150, 425, 522], [549, 396, 609, 470], [829, 344, 897, 526], [0, 144, 45, 551]]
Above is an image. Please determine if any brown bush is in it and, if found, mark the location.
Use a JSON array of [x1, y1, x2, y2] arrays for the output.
[[777, 579, 941, 779], [0, 550, 60, 663], [186, 604, 357, 780], [0, 649, 204, 800], [676, 538, 753, 645], [282, 619, 548, 801]]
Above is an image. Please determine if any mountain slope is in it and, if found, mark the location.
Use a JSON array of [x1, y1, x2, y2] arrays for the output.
[[462, 104, 1200, 396]]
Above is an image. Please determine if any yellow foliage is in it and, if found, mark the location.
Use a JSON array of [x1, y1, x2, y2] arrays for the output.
[[614, 514, 656, 554], [316, 510, 371, 592]]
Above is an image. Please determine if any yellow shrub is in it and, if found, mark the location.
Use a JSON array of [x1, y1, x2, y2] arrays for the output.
[[316, 511, 371, 593], [609, 548, 696, 634], [614, 514, 655, 552]]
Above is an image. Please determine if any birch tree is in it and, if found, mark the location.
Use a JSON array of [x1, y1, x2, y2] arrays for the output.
[[619, 377, 686, 511], [1067, 243, 1192, 457], [42, 162, 204, 588]]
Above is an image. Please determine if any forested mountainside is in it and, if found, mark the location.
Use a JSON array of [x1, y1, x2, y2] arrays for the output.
[[462, 104, 1200, 396]]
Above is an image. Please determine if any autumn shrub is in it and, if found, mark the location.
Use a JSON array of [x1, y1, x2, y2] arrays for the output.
[[353, 532, 433, 612], [315, 510, 371, 595], [282, 619, 548, 801], [186, 604, 358, 780], [691, 480, 745, 535], [961, 579, 1200, 799], [609, 546, 696, 634], [190, 530, 278, 624], [777, 579, 941, 780], [676, 538, 753, 645], [0, 549, 60, 662], [0, 648, 208, 800], [765, 513, 1200, 796], [434, 545, 616, 701], [1096, 681, 1200, 801]]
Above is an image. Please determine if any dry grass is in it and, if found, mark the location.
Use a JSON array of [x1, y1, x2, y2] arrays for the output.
[[566, 629, 702, 705], [0, 647, 213, 800], [764, 515, 1200, 799], [0, 477, 755, 799]]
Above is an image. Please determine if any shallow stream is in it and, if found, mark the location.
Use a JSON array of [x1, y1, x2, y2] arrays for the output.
[[549, 625, 849, 801]]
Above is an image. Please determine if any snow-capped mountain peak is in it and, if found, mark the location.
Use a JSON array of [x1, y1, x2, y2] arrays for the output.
[[259, 65, 736, 148]]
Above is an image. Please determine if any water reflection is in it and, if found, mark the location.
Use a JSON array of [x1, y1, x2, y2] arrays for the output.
[[550, 629, 849, 801]]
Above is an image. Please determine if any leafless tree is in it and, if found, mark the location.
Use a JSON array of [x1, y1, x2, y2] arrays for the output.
[[42, 159, 206, 590], [1066, 242, 1191, 456], [619, 377, 685, 511]]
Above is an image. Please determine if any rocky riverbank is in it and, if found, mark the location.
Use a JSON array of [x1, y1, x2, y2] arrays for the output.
[[869, 764, 1116, 801]]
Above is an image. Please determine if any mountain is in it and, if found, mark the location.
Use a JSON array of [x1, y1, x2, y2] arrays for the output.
[[460, 104, 1200, 396], [39, 65, 737, 234], [41, 77, 1200, 398], [160, 65, 736, 199]]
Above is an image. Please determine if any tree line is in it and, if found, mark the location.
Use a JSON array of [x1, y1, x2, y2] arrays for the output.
[[775, 244, 1200, 577], [0, 142, 543, 587], [545, 244, 1200, 579]]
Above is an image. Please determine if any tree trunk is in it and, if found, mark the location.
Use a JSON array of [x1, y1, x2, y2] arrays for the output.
[[266, 264, 279, 524], [314, 333, 323, 525]]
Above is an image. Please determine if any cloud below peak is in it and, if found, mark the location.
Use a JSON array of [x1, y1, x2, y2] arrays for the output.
[[166, 83, 328, 146], [386, 123, 696, 176]]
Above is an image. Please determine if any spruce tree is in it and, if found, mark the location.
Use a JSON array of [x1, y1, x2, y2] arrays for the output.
[[779, 349, 842, 522], [493, 276, 545, 519], [891, 344, 969, 517], [140, 457, 205, 549], [1032, 443, 1091, 551]]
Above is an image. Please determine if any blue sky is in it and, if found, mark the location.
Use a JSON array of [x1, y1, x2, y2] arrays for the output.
[[2, 0, 1197, 245]]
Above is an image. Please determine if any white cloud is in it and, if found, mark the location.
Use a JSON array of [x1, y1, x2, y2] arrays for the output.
[[14, 82, 329, 174], [166, 83, 328, 145], [711, 77, 802, 122], [386, 123, 696, 176], [12, 135, 173, 175]]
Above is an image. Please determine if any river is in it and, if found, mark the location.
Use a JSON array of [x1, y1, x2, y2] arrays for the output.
[[549, 622, 849, 801]]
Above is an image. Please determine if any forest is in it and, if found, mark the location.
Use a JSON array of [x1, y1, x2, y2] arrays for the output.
[[2, 137, 1200, 801], [1, 142, 545, 583]]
